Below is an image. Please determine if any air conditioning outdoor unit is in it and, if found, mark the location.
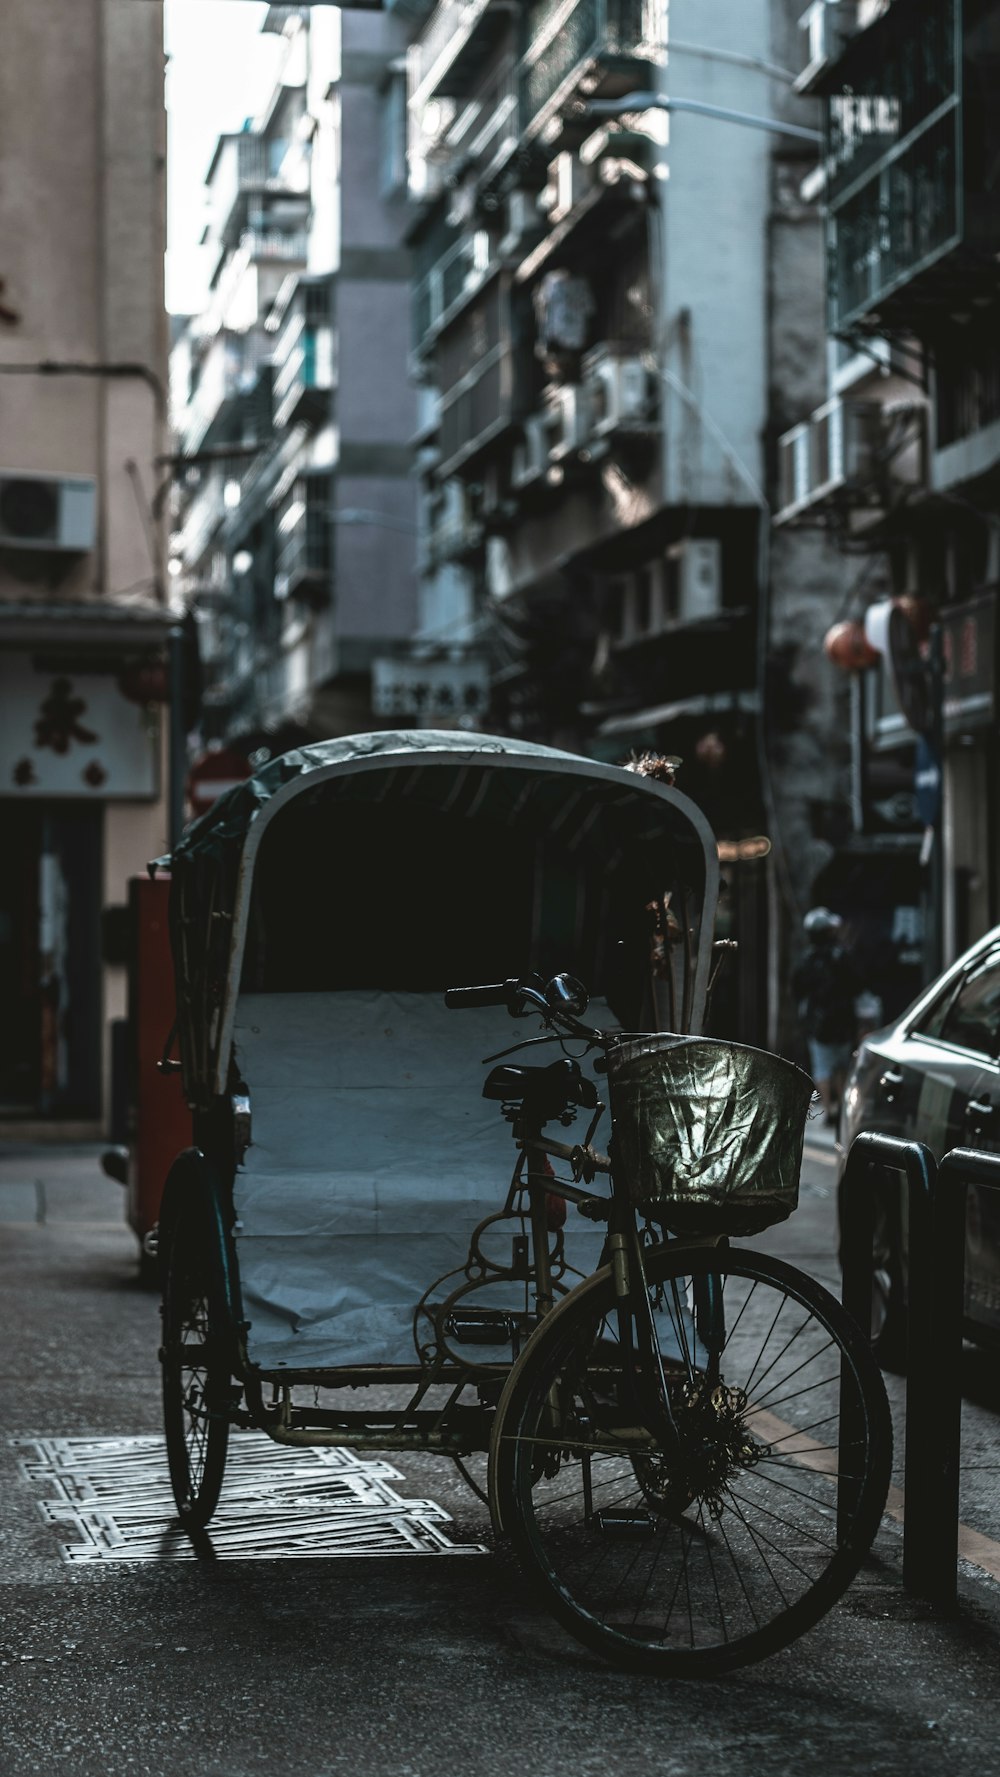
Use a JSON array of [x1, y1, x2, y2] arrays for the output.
[[511, 415, 550, 490], [675, 539, 723, 622], [795, 0, 857, 94], [811, 397, 881, 497], [585, 352, 651, 437], [0, 472, 97, 552], [542, 153, 590, 225], [546, 385, 591, 463]]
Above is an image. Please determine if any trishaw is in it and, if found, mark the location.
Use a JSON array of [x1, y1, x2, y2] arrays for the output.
[[155, 730, 891, 1677]]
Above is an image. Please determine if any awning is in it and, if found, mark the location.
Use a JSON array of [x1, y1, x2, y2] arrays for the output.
[[597, 689, 759, 737]]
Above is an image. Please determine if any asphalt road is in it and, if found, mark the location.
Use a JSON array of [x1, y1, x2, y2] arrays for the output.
[[2, 1128, 1000, 1777]]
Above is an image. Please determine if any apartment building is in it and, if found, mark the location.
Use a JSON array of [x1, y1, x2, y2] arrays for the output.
[[776, 0, 1000, 1005], [399, 0, 854, 1045], [0, 0, 169, 1125], [172, 3, 419, 752]]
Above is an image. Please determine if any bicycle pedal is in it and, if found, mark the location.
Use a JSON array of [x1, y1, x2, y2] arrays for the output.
[[594, 1509, 656, 1539]]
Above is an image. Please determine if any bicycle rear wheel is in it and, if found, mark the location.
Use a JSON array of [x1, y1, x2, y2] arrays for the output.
[[160, 1202, 231, 1529], [493, 1244, 891, 1677]]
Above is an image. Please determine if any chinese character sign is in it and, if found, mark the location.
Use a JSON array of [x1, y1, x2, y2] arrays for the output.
[[0, 657, 160, 798]]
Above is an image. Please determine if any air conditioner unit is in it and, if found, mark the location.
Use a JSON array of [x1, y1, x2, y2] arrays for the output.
[[776, 397, 887, 522], [546, 385, 591, 462], [541, 153, 590, 225], [585, 352, 651, 437], [812, 397, 881, 495], [675, 539, 723, 622], [795, 0, 857, 94], [776, 423, 811, 518], [511, 415, 550, 489], [0, 472, 97, 552]]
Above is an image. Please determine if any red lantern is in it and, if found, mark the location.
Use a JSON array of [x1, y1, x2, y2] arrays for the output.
[[823, 620, 879, 672]]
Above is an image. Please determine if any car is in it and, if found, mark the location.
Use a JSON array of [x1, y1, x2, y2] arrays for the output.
[[837, 923, 1000, 1369]]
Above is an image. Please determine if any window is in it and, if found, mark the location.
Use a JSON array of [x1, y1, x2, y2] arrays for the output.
[[934, 951, 1000, 1058]]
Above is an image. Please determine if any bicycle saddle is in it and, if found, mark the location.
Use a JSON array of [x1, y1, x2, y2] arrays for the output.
[[482, 1055, 598, 1112]]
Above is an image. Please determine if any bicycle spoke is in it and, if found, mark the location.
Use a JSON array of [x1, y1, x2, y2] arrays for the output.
[[502, 1247, 890, 1673]]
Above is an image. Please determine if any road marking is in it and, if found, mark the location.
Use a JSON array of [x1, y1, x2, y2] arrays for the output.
[[14, 1435, 486, 1562], [802, 1142, 838, 1169], [753, 1409, 1000, 1586]]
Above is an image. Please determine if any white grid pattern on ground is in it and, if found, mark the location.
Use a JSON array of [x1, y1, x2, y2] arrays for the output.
[[13, 1434, 487, 1563]]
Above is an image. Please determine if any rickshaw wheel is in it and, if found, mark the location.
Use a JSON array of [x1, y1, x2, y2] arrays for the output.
[[161, 1205, 231, 1530], [494, 1244, 891, 1677]]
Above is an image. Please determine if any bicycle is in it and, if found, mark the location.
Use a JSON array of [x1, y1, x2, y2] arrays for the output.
[[443, 969, 893, 1677]]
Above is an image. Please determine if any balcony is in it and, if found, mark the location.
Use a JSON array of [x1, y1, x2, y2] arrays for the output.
[[209, 227, 310, 301], [409, 55, 521, 200], [821, 0, 1000, 332], [409, 0, 518, 109], [271, 277, 336, 432], [412, 224, 494, 352], [275, 477, 332, 604], [180, 329, 270, 457], [435, 274, 533, 477], [176, 471, 230, 567], [272, 321, 335, 433], [520, 0, 663, 143]]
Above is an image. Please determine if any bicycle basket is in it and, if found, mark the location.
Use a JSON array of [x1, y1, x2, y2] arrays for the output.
[[605, 1034, 814, 1235]]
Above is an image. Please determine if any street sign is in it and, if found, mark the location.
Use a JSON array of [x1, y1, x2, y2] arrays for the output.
[[186, 746, 253, 817]]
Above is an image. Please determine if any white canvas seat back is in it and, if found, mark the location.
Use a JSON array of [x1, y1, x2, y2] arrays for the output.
[[232, 990, 608, 1371]]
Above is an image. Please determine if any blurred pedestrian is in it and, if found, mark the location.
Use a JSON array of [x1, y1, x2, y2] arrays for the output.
[[792, 907, 868, 1126]]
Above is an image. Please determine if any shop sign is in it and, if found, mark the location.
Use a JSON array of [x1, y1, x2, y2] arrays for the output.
[[942, 591, 996, 732], [0, 658, 159, 798], [372, 654, 490, 726]]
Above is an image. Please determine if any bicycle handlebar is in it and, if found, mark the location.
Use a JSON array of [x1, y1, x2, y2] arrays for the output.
[[443, 980, 521, 1010], [444, 973, 605, 1045]]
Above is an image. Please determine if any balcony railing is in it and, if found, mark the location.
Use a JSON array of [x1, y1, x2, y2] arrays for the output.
[[176, 472, 230, 567], [409, 55, 520, 199], [413, 227, 494, 350], [828, 109, 962, 332], [435, 274, 531, 476], [275, 479, 332, 603], [409, 0, 516, 108], [817, 0, 1000, 333], [180, 330, 270, 457], [273, 323, 335, 431], [521, 0, 663, 137]]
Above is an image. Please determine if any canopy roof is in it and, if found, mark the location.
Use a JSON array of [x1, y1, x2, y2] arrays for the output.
[[170, 730, 592, 867], [164, 731, 721, 1101]]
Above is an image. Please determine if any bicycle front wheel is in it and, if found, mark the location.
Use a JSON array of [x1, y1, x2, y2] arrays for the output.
[[493, 1244, 891, 1677]]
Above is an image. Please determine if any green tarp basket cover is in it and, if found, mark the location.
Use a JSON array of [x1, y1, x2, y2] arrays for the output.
[[605, 1035, 815, 1236]]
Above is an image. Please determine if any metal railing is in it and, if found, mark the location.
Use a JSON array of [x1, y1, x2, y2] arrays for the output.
[[840, 1130, 1000, 1608], [522, 0, 661, 132], [409, 0, 501, 108]]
